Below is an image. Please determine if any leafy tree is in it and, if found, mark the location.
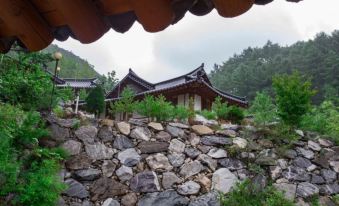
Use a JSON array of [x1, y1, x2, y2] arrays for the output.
[[137, 95, 174, 122], [227, 106, 245, 124], [272, 72, 316, 126], [212, 96, 229, 120], [249, 92, 277, 126], [110, 87, 137, 120], [98, 71, 119, 92], [85, 85, 105, 117]]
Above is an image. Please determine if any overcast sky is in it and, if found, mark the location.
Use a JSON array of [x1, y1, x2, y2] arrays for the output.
[[53, 0, 339, 82]]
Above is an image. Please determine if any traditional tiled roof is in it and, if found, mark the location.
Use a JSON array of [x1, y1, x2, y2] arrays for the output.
[[56, 78, 98, 89], [0, 0, 302, 53], [106, 63, 248, 106]]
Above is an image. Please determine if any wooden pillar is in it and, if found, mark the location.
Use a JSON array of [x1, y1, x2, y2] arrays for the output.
[[75, 90, 80, 114]]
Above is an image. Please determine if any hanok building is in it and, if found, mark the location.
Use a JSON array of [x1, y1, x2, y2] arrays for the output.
[[106, 64, 248, 117]]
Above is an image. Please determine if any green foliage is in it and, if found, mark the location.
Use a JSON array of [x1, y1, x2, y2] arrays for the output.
[[300, 101, 339, 144], [86, 85, 105, 117], [210, 31, 339, 104], [110, 87, 137, 120], [248, 163, 265, 175], [173, 105, 192, 121], [79, 89, 88, 101], [56, 87, 74, 103], [53, 106, 66, 118], [0, 104, 66, 205], [199, 109, 217, 120], [137, 95, 174, 121], [98, 71, 119, 93], [333, 195, 339, 205], [212, 96, 229, 120], [249, 92, 277, 126], [220, 179, 295, 206], [227, 106, 245, 124], [273, 72, 316, 126]]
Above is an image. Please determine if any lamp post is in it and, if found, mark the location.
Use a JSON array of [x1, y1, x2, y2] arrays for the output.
[[49, 51, 62, 113]]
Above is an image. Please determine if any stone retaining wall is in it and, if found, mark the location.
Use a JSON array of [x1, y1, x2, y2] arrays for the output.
[[45, 115, 339, 206]]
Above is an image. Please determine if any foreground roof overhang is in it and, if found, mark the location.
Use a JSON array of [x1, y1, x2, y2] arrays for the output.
[[0, 0, 302, 53]]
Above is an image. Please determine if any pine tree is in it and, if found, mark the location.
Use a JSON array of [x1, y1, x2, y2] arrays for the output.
[[85, 85, 105, 117]]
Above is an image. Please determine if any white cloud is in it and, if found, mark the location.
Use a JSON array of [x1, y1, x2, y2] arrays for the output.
[[53, 0, 339, 82]]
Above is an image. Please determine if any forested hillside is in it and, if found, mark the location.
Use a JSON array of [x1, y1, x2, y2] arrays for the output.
[[43, 44, 99, 78], [210, 31, 339, 104]]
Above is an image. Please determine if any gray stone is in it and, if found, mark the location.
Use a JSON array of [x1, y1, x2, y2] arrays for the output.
[[293, 157, 313, 169], [189, 133, 200, 147], [62, 140, 82, 156], [168, 153, 185, 167], [197, 145, 212, 154], [198, 154, 218, 171], [49, 124, 70, 142], [283, 149, 297, 159], [179, 160, 204, 179], [146, 153, 173, 171], [311, 174, 325, 184], [220, 123, 239, 131], [178, 181, 201, 195], [282, 166, 310, 182], [166, 125, 185, 137], [329, 161, 339, 172], [85, 142, 115, 160], [137, 190, 189, 206], [148, 122, 164, 131], [319, 183, 339, 195], [155, 131, 172, 142], [273, 183, 296, 201], [207, 148, 227, 159], [74, 168, 101, 181], [130, 127, 151, 141], [102, 198, 120, 206], [102, 160, 116, 177], [75, 126, 97, 144], [63, 178, 89, 199], [91, 177, 129, 201], [116, 165, 133, 182], [169, 139, 185, 153], [168, 122, 190, 129], [212, 168, 238, 194], [121, 193, 138, 206], [116, 122, 130, 136], [308, 140, 321, 151], [217, 129, 237, 138], [200, 136, 233, 146], [113, 135, 134, 150], [296, 147, 315, 159], [138, 141, 169, 154], [318, 138, 333, 147], [185, 147, 201, 159], [320, 169, 337, 183], [251, 174, 267, 193], [130, 171, 160, 193], [232, 137, 248, 149], [162, 172, 182, 189], [98, 126, 113, 142], [218, 158, 246, 171], [270, 166, 282, 180], [255, 149, 277, 166], [258, 139, 273, 148], [277, 159, 288, 169], [188, 191, 220, 206], [117, 148, 141, 167], [296, 182, 319, 198], [65, 153, 91, 170]]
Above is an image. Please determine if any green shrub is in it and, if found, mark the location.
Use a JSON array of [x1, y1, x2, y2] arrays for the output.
[[249, 92, 277, 126], [227, 106, 245, 124], [110, 87, 137, 120], [199, 109, 217, 120], [0, 104, 66, 205], [173, 105, 192, 121], [220, 179, 294, 206], [212, 96, 229, 120], [85, 85, 105, 117], [137, 95, 174, 121], [273, 72, 316, 126], [53, 106, 66, 118], [300, 101, 339, 144]]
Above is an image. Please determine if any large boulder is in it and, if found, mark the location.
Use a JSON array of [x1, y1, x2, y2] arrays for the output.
[[113, 135, 134, 150], [117, 148, 141, 167], [49, 124, 70, 142], [296, 182, 319, 198], [130, 127, 152, 141], [61, 140, 82, 156], [273, 183, 296, 201], [102, 160, 117, 177], [73, 168, 101, 181], [192, 125, 213, 135], [98, 126, 114, 142], [188, 191, 220, 206], [155, 131, 172, 142], [282, 166, 310, 182], [130, 171, 160, 193], [116, 122, 130, 136], [166, 125, 185, 137], [90, 177, 129, 201], [85, 143, 115, 160], [207, 148, 227, 159], [168, 153, 186, 167], [198, 154, 218, 171], [138, 141, 169, 154], [66, 153, 91, 170], [211, 168, 238, 194], [179, 160, 204, 179], [200, 136, 232, 146], [162, 172, 182, 189], [148, 122, 164, 131], [137, 190, 189, 206], [63, 178, 89, 199], [169, 139, 186, 153], [116, 165, 133, 182], [75, 126, 98, 144], [218, 158, 246, 171], [177, 181, 201, 195], [146, 153, 173, 171]]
